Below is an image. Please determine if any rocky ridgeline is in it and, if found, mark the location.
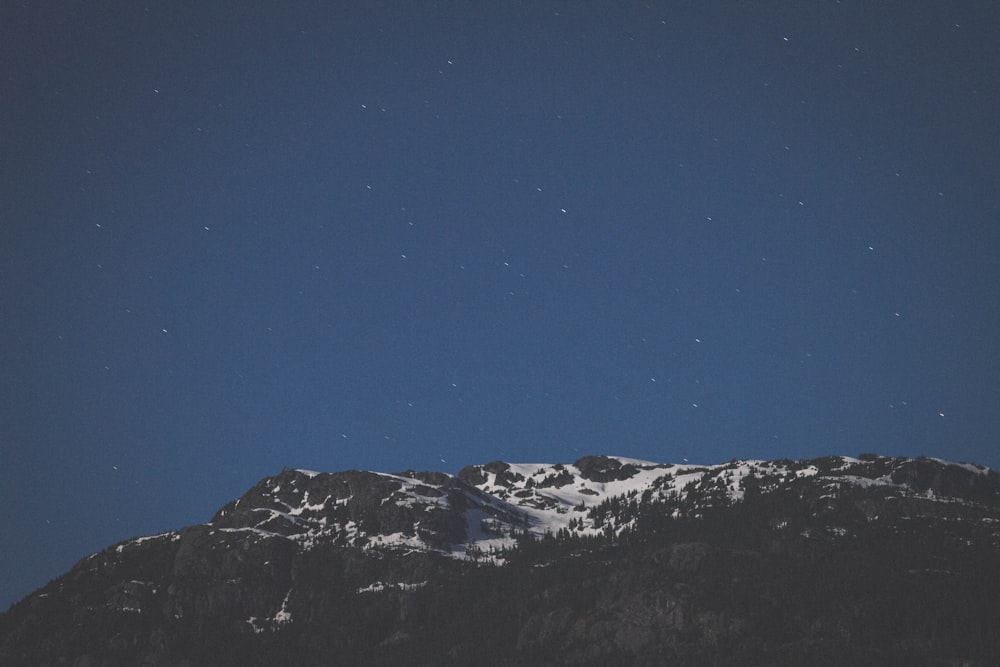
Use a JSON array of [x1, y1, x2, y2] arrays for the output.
[[194, 454, 1000, 559]]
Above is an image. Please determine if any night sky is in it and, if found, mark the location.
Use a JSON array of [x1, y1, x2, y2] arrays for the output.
[[4, 1, 999, 609]]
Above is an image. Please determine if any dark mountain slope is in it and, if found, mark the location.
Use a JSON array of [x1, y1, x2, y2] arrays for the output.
[[3, 454, 999, 665]]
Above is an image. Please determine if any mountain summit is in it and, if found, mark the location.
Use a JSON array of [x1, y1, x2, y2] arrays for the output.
[[3, 454, 1000, 665]]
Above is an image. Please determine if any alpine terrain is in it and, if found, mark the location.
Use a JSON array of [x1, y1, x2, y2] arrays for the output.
[[3, 454, 999, 665]]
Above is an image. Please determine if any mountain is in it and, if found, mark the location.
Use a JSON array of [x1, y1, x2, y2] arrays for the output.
[[3, 454, 1000, 665]]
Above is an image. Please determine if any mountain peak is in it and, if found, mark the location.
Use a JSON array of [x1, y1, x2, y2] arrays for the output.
[[4, 453, 1000, 665], [196, 453, 1000, 565]]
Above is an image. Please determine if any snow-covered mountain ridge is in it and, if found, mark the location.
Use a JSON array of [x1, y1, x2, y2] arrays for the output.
[[168, 454, 999, 564], [7, 453, 1000, 666]]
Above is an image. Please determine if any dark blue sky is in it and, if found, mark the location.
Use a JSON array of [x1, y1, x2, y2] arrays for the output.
[[3, 1, 999, 608]]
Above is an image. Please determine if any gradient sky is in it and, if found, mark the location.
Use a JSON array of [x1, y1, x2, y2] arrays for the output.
[[3, 1, 999, 609]]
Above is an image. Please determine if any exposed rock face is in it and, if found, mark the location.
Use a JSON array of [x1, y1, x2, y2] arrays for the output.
[[574, 455, 640, 482], [3, 454, 1000, 665], [209, 468, 473, 551]]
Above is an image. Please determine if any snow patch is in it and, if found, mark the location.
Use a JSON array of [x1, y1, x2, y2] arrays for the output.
[[356, 581, 427, 594], [928, 458, 990, 475], [272, 591, 292, 624]]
